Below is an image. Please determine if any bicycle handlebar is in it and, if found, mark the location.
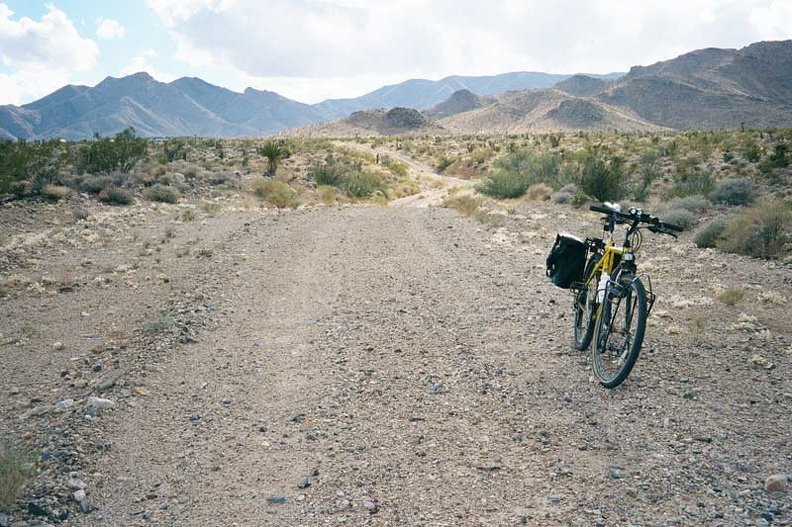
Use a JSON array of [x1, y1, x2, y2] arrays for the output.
[[589, 204, 682, 236]]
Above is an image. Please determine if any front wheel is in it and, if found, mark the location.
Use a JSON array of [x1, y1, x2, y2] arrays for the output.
[[592, 274, 647, 388]]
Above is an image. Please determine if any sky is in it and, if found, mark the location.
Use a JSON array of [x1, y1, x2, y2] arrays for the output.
[[0, 0, 791, 107]]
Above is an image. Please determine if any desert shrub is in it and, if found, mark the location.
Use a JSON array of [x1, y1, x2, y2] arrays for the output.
[[160, 139, 187, 163], [0, 441, 34, 511], [654, 208, 698, 231], [740, 140, 762, 162], [444, 195, 483, 217], [663, 195, 710, 214], [717, 288, 745, 306], [78, 127, 148, 173], [709, 178, 756, 206], [578, 154, 627, 202], [0, 139, 66, 195], [526, 182, 553, 201], [143, 184, 180, 204], [665, 171, 713, 199], [341, 171, 381, 198], [381, 156, 408, 178], [694, 216, 729, 248], [477, 169, 531, 199], [309, 164, 344, 187], [436, 155, 456, 173], [252, 180, 299, 208], [80, 175, 114, 194], [100, 187, 135, 206], [717, 198, 791, 259], [317, 185, 340, 204], [209, 171, 240, 188], [41, 184, 71, 201], [478, 151, 563, 199]]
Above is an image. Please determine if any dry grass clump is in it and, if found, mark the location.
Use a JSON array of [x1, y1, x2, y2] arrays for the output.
[[251, 179, 299, 209], [143, 184, 180, 204], [41, 184, 71, 201], [0, 441, 34, 511], [444, 194, 483, 217]]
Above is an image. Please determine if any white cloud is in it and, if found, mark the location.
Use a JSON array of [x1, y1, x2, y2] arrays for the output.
[[0, 3, 98, 104], [146, 0, 792, 94], [95, 17, 125, 40]]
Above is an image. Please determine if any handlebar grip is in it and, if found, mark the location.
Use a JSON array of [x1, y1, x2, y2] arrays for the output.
[[589, 204, 614, 214]]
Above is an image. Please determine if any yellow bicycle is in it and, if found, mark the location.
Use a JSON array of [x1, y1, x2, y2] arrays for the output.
[[569, 204, 681, 388]]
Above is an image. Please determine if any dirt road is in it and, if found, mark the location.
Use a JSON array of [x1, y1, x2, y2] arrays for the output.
[[1, 197, 790, 526]]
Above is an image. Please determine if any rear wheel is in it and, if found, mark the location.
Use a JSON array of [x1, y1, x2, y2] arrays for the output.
[[573, 254, 600, 351], [592, 273, 647, 388]]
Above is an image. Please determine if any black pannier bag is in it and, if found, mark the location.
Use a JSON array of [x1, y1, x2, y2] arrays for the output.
[[545, 233, 586, 288]]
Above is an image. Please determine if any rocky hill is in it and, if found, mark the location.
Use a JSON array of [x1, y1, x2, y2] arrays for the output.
[[599, 40, 792, 129], [1, 40, 791, 139]]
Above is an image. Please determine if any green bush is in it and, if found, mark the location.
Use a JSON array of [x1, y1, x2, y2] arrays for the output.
[[435, 155, 456, 173], [478, 151, 562, 199], [309, 164, 344, 187], [740, 140, 762, 162], [665, 171, 713, 199], [143, 184, 180, 203], [477, 169, 532, 199], [342, 171, 381, 198], [78, 127, 149, 174], [578, 154, 626, 202], [0, 139, 65, 195], [718, 198, 791, 259], [694, 216, 729, 248], [709, 178, 756, 206]]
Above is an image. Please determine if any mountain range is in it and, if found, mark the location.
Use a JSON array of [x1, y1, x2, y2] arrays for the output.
[[1, 40, 791, 140]]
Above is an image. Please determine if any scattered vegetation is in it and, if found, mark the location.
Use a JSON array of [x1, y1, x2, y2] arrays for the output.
[[251, 179, 299, 209], [717, 288, 745, 306], [694, 216, 729, 248], [709, 178, 757, 206], [0, 441, 34, 511], [717, 198, 791, 259], [143, 184, 180, 204]]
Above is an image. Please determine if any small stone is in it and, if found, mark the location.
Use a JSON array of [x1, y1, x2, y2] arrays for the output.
[[55, 399, 75, 410], [9, 387, 20, 395], [266, 495, 286, 505], [67, 478, 86, 490], [297, 478, 311, 489], [189, 414, 201, 421], [80, 311, 91, 317], [74, 489, 87, 502], [547, 495, 563, 503], [608, 468, 623, 480], [362, 500, 379, 513], [96, 369, 125, 391], [424, 383, 443, 395], [86, 396, 114, 413], [20, 404, 55, 419], [765, 474, 789, 493], [72, 379, 88, 389], [53, 341, 65, 350]]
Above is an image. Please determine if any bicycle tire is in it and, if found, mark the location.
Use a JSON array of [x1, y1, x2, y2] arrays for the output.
[[592, 273, 647, 388], [573, 253, 601, 351]]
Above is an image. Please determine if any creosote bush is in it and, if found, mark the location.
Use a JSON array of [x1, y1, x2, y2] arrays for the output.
[[578, 154, 626, 202], [709, 178, 757, 206], [717, 198, 791, 259], [143, 184, 180, 204], [694, 216, 729, 248], [99, 187, 135, 206]]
